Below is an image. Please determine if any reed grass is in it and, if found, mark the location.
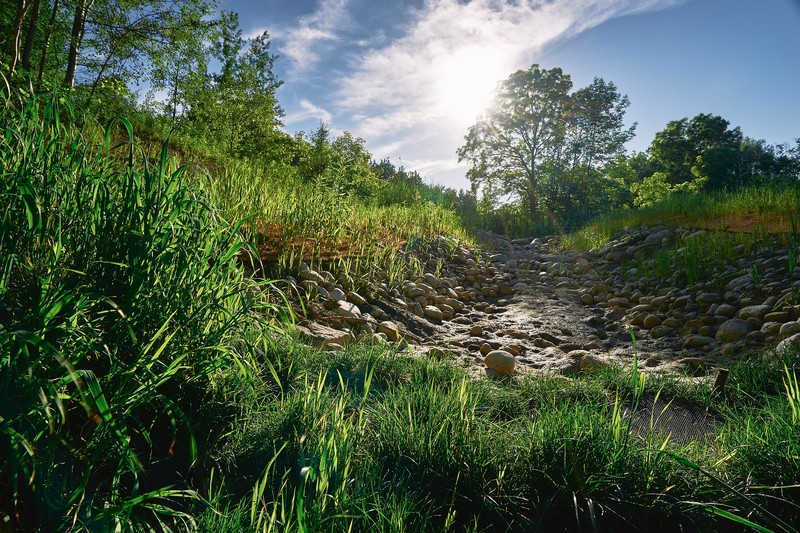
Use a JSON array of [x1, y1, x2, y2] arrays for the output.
[[0, 89, 278, 530]]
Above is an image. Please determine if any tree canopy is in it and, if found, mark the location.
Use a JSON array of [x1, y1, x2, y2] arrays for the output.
[[457, 64, 635, 228]]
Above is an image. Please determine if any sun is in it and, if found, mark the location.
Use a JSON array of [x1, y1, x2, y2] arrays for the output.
[[435, 47, 509, 123]]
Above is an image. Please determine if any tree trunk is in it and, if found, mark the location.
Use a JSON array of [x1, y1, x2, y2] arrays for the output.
[[21, 0, 42, 71], [37, 0, 60, 89], [8, 0, 31, 76], [65, 0, 93, 87], [170, 62, 181, 124], [527, 183, 539, 223]]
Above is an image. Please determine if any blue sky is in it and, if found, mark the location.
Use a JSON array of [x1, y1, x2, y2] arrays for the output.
[[224, 0, 800, 191]]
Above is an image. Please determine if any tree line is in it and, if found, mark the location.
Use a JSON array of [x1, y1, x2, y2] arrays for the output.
[[457, 64, 800, 234], [2, 4, 798, 236]]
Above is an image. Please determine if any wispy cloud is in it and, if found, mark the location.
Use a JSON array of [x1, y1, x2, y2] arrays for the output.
[[335, 0, 683, 186], [284, 98, 333, 126], [279, 0, 352, 74]]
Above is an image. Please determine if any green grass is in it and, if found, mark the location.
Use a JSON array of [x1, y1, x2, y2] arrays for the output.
[[562, 186, 800, 253], [195, 342, 800, 532], [0, 89, 278, 530], [209, 157, 470, 270]]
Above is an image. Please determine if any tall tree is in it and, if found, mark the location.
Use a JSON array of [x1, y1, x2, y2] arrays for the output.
[[567, 78, 635, 170], [64, 0, 92, 87], [182, 11, 284, 158], [36, 0, 62, 88], [20, 0, 42, 71], [458, 65, 635, 225], [457, 65, 572, 222]]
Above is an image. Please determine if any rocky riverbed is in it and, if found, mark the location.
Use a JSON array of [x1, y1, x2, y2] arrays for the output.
[[272, 225, 800, 379]]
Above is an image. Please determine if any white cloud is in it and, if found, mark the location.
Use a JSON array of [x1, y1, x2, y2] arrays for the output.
[[334, 0, 683, 187], [284, 98, 333, 125], [279, 0, 352, 74]]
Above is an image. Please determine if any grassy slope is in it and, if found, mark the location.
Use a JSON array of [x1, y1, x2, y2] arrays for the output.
[[2, 92, 799, 532]]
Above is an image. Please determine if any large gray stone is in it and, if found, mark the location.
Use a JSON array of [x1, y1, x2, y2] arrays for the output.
[[715, 318, 754, 343], [738, 305, 771, 320]]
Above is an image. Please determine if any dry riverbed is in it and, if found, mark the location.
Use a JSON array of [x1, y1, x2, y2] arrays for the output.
[[272, 225, 800, 381]]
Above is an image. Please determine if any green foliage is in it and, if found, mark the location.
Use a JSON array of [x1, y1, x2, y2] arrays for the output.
[[631, 171, 708, 208], [0, 90, 274, 530], [458, 64, 635, 233], [194, 341, 800, 532], [183, 11, 286, 159], [649, 113, 743, 190]]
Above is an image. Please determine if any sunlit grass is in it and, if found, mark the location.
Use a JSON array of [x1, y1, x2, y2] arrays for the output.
[[0, 89, 279, 530], [562, 186, 800, 253], [195, 341, 800, 532]]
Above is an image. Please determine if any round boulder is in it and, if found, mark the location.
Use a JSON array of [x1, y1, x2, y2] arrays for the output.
[[483, 350, 516, 376], [715, 318, 754, 343]]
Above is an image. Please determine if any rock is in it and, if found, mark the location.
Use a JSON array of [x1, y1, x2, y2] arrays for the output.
[[769, 332, 800, 360], [505, 329, 530, 340], [581, 293, 595, 305], [445, 298, 465, 312], [469, 325, 484, 337], [644, 229, 673, 246], [299, 269, 326, 285], [295, 322, 354, 348], [650, 326, 674, 339], [715, 318, 754, 343], [539, 332, 563, 345], [439, 304, 455, 320], [347, 291, 368, 307], [643, 315, 662, 329], [558, 343, 584, 353], [425, 347, 450, 360], [683, 335, 717, 349], [761, 321, 782, 337], [404, 286, 425, 299], [330, 287, 346, 301], [779, 321, 800, 338], [483, 350, 516, 375], [738, 305, 771, 320], [501, 345, 522, 357], [579, 354, 608, 373], [479, 343, 493, 356], [423, 305, 444, 321], [377, 321, 401, 342], [765, 311, 791, 323], [333, 300, 362, 319], [679, 357, 706, 372], [533, 337, 556, 349], [697, 293, 721, 307]]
